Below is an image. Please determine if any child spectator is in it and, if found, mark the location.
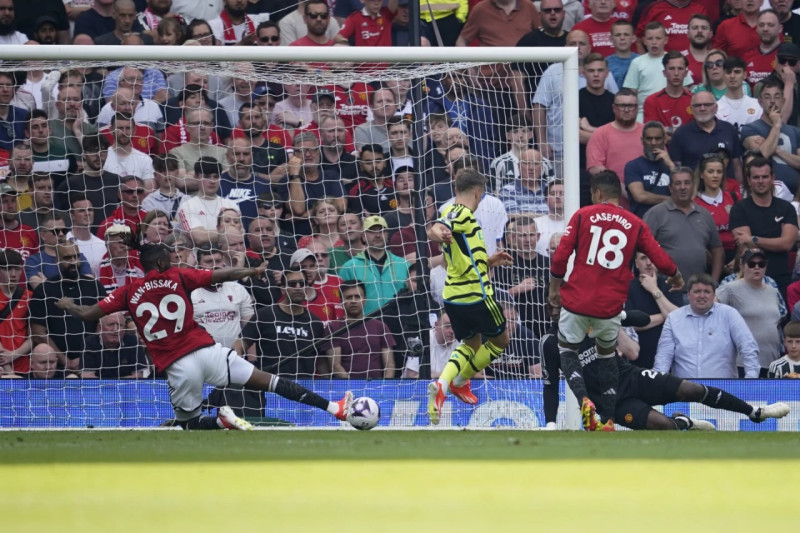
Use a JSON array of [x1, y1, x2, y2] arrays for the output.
[[335, 0, 398, 46], [769, 321, 800, 377], [606, 20, 638, 89], [624, 22, 693, 122]]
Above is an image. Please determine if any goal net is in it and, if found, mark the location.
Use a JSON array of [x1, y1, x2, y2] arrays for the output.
[[0, 45, 579, 429]]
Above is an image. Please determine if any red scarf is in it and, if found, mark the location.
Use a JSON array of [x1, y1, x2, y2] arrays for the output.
[[142, 8, 161, 30], [220, 10, 255, 45]]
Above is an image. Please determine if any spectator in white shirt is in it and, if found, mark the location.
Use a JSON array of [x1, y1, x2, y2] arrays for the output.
[[176, 156, 239, 246], [102, 112, 155, 185]]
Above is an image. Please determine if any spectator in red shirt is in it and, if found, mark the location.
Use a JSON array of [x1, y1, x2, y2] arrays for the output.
[[289, 247, 345, 323], [0, 249, 32, 375], [683, 14, 713, 84], [714, 0, 761, 60], [636, 0, 707, 53], [643, 51, 694, 132], [96, 175, 148, 240], [290, 0, 335, 46], [744, 10, 784, 88], [573, 0, 616, 57], [335, 0, 398, 46], [0, 183, 38, 261]]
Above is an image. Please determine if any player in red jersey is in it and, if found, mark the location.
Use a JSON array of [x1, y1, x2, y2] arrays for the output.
[[56, 237, 353, 430], [548, 171, 683, 431]]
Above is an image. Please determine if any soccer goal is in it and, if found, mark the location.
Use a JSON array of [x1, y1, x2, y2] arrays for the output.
[[0, 44, 580, 429]]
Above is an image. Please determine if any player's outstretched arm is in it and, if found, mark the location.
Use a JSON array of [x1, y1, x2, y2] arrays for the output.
[[427, 222, 452, 244], [56, 298, 106, 322], [211, 264, 268, 284]]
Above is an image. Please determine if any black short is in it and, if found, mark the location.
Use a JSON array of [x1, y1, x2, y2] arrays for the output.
[[614, 369, 683, 430], [444, 296, 507, 341]]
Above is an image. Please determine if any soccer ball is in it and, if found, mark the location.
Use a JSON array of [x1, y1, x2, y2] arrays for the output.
[[348, 396, 381, 430]]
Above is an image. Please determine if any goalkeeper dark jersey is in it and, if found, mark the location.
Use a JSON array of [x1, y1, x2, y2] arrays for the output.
[[438, 203, 493, 304]]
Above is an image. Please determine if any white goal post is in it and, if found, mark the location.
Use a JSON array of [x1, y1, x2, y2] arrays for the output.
[[0, 45, 580, 429]]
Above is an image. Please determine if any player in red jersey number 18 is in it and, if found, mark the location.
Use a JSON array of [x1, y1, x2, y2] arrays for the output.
[[57, 238, 353, 430], [549, 171, 683, 431]]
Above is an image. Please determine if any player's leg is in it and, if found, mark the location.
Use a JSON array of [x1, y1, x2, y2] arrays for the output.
[[586, 316, 624, 431], [204, 346, 353, 422], [541, 332, 561, 429], [556, 310, 596, 430], [675, 380, 790, 422], [167, 353, 229, 430], [455, 295, 508, 380], [244, 367, 352, 421]]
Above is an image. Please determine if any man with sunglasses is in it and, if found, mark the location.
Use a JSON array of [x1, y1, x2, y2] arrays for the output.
[[25, 212, 92, 290], [96, 175, 148, 240], [255, 21, 280, 46], [284, 0, 340, 46], [241, 265, 328, 377]]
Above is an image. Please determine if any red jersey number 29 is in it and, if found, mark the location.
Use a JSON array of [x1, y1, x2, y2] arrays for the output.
[[136, 294, 187, 341], [586, 225, 628, 269]]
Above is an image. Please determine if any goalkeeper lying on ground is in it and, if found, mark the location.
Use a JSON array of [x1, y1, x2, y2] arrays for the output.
[[540, 309, 790, 430]]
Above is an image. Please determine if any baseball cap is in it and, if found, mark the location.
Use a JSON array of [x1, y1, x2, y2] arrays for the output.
[[363, 215, 388, 230], [310, 89, 336, 104], [256, 191, 283, 208], [34, 15, 59, 30], [777, 43, 800, 60], [0, 183, 17, 196], [105, 224, 132, 238], [290, 248, 316, 266], [742, 249, 767, 264]]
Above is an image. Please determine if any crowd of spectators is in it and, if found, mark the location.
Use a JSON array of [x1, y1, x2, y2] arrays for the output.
[[0, 0, 800, 384]]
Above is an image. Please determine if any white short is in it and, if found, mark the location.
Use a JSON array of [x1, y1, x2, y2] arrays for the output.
[[165, 344, 256, 421], [557, 308, 623, 350]]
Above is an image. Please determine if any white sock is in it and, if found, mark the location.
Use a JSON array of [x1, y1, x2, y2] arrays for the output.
[[326, 402, 339, 415], [436, 377, 450, 395], [452, 375, 467, 387], [215, 416, 226, 428]]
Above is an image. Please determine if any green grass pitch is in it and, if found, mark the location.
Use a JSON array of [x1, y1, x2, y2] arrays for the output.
[[2, 430, 798, 532]]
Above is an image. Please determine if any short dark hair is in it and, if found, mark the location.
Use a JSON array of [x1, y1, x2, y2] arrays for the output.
[[760, 77, 785, 94], [386, 115, 410, 130], [505, 113, 530, 132], [451, 153, 480, 175], [340, 279, 366, 296], [454, 168, 486, 194], [746, 156, 773, 176], [82, 134, 110, 153], [644, 21, 666, 33], [152, 153, 179, 173], [194, 156, 222, 176], [256, 20, 279, 34], [687, 273, 715, 292], [359, 144, 385, 159], [69, 192, 90, 208], [662, 50, 688, 68], [723, 56, 746, 72], [0, 248, 23, 268], [111, 112, 134, 125], [583, 53, 606, 67], [304, 0, 329, 14], [689, 14, 712, 26], [28, 109, 48, 123], [590, 171, 622, 199], [614, 88, 638, 101]]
